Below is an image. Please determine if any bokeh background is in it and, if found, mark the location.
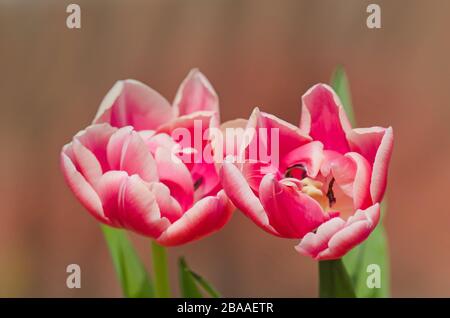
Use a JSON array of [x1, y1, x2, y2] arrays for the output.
[[1, 0, 449, 297]]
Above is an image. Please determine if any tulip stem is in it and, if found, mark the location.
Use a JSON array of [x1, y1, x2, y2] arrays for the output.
[[319, 259, 356, 298], [151, 241, 171, 298]]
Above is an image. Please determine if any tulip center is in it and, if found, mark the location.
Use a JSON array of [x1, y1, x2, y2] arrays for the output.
[[285, 164, 337, 211]]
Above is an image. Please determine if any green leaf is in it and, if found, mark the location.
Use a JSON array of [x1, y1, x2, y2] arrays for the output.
[[343, 202, 390, 297], [179, 257, 203, 298], [178, 257, 221, 298], [188, 270, 221, 298], [101, 225, 154, 298], [319, 259, 356, 298], [331, 66, 390, 297], [330, 65, 356, 126]]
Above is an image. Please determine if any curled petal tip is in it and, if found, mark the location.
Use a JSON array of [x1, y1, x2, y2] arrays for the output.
[[174, 69, 219, 117]]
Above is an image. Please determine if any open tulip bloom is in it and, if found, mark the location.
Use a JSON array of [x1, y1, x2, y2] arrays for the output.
[[61, 68, 393, 297], [61, 69, 233, 246], [220, 84, 393, 261]]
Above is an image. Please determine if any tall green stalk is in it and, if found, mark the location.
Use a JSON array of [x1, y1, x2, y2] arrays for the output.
[[151, 241, 171, 298]]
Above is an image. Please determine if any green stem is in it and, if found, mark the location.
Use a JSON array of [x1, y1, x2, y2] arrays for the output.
[[319, 259, 356, 298], [151, 241, 171, 298]]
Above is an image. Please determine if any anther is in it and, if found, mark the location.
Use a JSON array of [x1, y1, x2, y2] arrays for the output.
[[194, 177, 203, 190], [326, 178, 336, 207]]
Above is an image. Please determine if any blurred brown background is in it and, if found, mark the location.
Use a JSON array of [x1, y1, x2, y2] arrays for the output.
[[0, 0, 449, 297]]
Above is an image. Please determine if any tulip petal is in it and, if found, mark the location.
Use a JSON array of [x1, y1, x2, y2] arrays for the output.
[[346, 126, 393, 202], [371, 128, 393, 203], [106, 127, 158, 182], [215, 118, 248, 158], [173, 69, 219, 117], [157, 111, 215, 147], [259, 174, 327, 238], [95, 170, 129, 226], [71, 139, 103, 186], [144, 132, 178, 155], [156, 190, 233, 246], [73, 123, 117, 173], [191, 162, 221, 200], [61, 152, 109, 224], [347, 127, 387, 164], [209, 117, 248, 174], [122, 175, 172, 237], [106, 127, 133, 171], [244, 108, 311, 165], [157, 111, 221, 199], [320, 150, 342, 177], [96, 172, 170, 238], [331, 152, 372, 210], [154, 147, 194, 211], [300, 84, 351, 153], [93, 79, 174, 131], [295, 217, 346, 259], [241, 160, 279, 193], [220, 160, 279, 236], [316, 221, 372, 260], [347, 202, 380, 226], [301, 203, 380, 260], [148, 182, 183, 223], [282, 141, 324, 178]]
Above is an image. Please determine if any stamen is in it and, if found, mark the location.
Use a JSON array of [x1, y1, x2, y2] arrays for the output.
[[326, 178, 336, 207], [194, 177, 203, 191]]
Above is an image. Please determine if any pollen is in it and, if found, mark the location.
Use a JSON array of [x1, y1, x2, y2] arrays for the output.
[[300, 177, 323, 189], [300, 178, 327, 208], [299, 177, 337, 211]]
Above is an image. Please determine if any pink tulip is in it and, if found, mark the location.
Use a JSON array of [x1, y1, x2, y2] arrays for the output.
[[61, 69, 233, 246], [219, 84, 393, 260]]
